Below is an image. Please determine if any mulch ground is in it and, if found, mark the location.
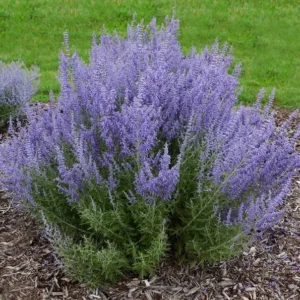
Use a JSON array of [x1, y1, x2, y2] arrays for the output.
[[0, 108, 299, 300]]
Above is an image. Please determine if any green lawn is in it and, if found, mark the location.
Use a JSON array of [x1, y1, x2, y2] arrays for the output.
[[0, 0, 299, 107]]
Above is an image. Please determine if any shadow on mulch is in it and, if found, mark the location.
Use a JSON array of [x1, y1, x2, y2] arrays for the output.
[[0, 191, 90, 300]]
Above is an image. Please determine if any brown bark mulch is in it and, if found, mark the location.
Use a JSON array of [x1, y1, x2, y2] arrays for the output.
[[0, 108, 299, 300]]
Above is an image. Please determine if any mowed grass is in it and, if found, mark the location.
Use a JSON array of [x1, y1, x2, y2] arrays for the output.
[[0, 0, 299, 107]]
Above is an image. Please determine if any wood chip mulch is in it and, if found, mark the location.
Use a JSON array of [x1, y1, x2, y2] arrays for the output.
[[0, 108, 299, 300]]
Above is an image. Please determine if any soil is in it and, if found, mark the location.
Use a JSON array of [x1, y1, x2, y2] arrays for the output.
[[0, 108, 299, 300]]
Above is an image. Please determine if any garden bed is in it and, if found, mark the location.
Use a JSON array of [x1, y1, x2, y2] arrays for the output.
[[0, 109, 299, 300]]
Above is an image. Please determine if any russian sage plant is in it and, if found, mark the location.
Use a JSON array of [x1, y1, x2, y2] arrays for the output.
[[0, 17, 299, 286], [0, 61, 39, 127]]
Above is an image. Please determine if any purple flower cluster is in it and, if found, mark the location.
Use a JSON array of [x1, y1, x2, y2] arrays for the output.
[[0, 16, 299, 240], [210, 98, 299, 232], [0, 61, 39, 121]]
